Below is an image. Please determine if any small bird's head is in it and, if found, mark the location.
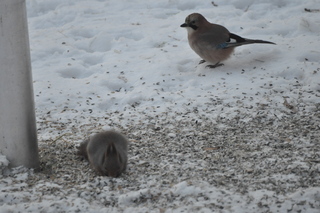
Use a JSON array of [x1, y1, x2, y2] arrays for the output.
[[180, 13, 206, 31]]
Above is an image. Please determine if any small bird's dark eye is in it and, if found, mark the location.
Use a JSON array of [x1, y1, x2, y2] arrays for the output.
[[191, 20, 196, 24]]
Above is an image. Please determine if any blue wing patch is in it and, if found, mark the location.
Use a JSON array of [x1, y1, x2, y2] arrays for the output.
[[216, 43, 228, 49]]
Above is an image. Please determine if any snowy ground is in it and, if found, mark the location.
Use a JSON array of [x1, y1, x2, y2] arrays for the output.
[[1, 0, 320, 212]]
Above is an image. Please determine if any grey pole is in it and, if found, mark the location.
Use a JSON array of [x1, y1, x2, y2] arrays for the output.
[[0, 0, 39, 168]]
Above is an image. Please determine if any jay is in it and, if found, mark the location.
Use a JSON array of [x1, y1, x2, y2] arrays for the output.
[[181, 13, 275, 68]]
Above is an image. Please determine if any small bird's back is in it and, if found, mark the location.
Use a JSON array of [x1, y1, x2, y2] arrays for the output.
[[78, 131, 128, 177], [87, 131, 128, 156]]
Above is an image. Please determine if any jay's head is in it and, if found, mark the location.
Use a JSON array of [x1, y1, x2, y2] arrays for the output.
[[180, 13, 207, 31]]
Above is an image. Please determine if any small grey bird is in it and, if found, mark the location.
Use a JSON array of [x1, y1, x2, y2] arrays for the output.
[[77, 131, 128, 177], [181, 13, 275, 68]]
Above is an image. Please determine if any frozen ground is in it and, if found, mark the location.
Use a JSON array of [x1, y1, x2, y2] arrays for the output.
[[1, 0, 320, 212]]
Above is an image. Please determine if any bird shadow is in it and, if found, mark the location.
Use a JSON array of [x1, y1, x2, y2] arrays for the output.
[[220, 48, 281, 71]]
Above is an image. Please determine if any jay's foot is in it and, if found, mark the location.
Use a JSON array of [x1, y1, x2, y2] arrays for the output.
[[198, 59, 206, 64], [206, 62, 224, 69]]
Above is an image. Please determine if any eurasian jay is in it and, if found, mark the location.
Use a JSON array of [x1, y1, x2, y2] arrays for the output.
[[181, 13, 275, 68]]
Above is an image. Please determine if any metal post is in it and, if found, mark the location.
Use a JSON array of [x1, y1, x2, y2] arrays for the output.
[[0, 0, 39, 168]]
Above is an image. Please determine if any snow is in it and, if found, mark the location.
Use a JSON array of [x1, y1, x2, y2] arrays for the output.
[[1, 0, 320, 212], [0, 154, 9, 172]]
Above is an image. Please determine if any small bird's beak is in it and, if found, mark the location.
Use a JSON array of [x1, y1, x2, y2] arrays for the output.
[[180, 23, 188, 28]]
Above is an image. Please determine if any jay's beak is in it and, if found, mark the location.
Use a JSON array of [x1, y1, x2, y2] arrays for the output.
[[180, 23, 188, 28]]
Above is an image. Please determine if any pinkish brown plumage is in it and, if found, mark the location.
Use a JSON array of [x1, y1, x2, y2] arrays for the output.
[[181, 13, 275, 68]]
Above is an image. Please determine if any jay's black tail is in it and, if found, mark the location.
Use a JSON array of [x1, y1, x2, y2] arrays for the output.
[[225, 33, 275, 48]]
